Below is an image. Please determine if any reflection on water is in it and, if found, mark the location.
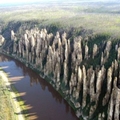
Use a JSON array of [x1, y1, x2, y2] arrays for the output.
[[0, 54, 79, 120]]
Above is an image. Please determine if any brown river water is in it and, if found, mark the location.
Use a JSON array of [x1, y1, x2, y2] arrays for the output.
[[0, 54, 80, 120]]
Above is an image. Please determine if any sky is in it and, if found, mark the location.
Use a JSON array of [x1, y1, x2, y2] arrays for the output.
[[0, 0, 119, 5], [0, 0, 39, 4]]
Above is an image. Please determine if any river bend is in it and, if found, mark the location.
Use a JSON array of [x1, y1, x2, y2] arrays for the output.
[[0, 54, 79, 120]]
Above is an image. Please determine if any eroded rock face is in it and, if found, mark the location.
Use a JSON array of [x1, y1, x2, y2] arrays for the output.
[[117, 47, 120, 61], [6, 28, 120, 120], [92, 44, 98, 59], [0, 35, 5, 46], [103, 67, 113, 106], [84, 44, 89, 59], [107, 77, 120, 120]]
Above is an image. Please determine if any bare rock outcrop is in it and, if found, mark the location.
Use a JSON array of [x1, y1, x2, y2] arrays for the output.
[[6, 27, 120, 120], [0, 35, 5, 46]]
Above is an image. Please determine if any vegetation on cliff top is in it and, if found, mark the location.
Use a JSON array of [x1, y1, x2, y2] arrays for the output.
[[0, 0, 120, 39]]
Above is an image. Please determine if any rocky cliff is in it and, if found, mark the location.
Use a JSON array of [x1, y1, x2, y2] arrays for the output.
[[1, 26, 120, 120]]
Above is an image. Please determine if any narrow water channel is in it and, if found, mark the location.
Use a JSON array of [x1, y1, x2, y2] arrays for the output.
[[0, 54, 79, 120]]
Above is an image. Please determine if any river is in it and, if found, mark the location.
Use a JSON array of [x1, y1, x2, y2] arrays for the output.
[[0, 53, 80, 120]]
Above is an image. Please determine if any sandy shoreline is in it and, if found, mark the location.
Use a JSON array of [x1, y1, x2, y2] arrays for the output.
[[0, 70, 25, 120]]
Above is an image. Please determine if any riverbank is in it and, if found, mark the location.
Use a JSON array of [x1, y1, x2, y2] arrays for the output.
[[0, 69, 26, 120], [0, 53, 80, 120], [0, 49, 81, 119]]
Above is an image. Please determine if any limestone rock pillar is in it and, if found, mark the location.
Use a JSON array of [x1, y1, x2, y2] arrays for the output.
[[92, 44, 98, 59]]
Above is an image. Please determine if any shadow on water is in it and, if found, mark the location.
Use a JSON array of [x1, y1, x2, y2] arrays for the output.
[[15, 111, 38, 120], [0, 53, 80, 120]]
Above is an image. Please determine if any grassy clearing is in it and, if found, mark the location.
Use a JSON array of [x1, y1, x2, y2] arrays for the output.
[[0, 75, 15, 120], [0, 70, 28, 120], [10, 85, 29, 120]]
